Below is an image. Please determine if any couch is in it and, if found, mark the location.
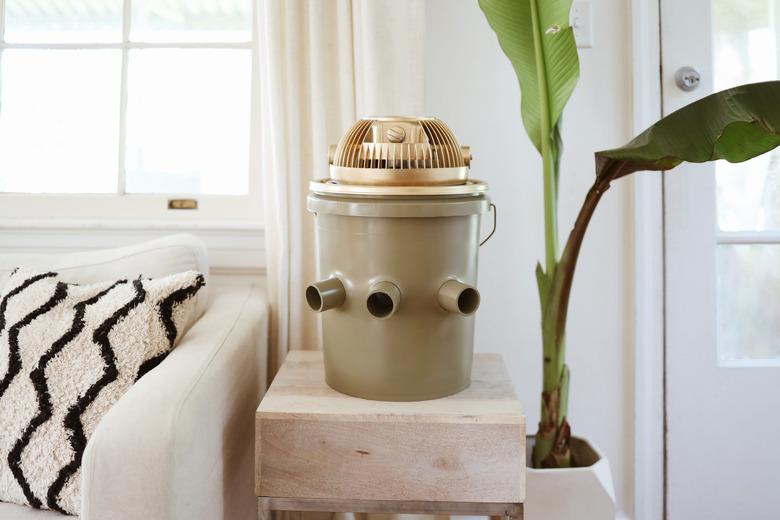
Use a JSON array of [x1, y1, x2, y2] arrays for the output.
[[0, 234, 268, 519]]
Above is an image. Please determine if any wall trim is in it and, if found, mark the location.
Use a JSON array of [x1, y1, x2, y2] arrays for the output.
[[0, 220, 266, 277], [630, 0, 665, 519]]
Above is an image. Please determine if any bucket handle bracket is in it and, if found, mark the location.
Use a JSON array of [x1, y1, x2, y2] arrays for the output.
[[480, 203, 497, 247]]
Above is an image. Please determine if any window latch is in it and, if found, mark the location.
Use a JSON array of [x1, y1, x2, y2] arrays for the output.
[[168, 198, 198, 210]]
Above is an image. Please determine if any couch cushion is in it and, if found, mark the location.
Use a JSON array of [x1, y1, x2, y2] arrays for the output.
[[0, 269, 205, 516], [0, 234, 209, 320]]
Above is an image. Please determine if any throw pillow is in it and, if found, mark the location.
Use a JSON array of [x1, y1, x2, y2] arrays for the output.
[[0, 269, 205, 515]]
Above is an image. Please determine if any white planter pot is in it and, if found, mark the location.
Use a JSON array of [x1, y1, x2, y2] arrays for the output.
[[525, 435, 616, 520]]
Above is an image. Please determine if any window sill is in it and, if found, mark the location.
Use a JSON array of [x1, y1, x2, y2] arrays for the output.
[[0, 218, 263, 231], [0, 193, 264, 223], [0, 219, 265, 276]]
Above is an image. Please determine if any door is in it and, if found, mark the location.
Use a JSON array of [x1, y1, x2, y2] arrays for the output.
[[662, 0, 780, 518]]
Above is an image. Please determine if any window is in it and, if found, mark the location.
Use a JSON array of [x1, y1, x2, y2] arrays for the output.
[[713, 0, 780, 363], [0, 0, 260, 222]]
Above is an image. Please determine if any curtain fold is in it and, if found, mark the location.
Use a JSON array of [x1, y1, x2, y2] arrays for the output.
[[258, 0, 425, 379]]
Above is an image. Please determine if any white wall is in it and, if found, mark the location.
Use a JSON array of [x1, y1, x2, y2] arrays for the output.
[[424, 0, 635, 516]]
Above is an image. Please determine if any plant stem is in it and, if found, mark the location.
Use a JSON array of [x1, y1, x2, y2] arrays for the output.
[[549, 167, 618, 350], [532, 165, 618, 469], [530, 0, 560, 398], [529, 0, 571, 469], [535, 139, 564, 466], [542, 149, 559, 276], [541, 148, 560, 396]]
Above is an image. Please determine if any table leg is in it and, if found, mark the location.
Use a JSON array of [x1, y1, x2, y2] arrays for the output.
[[491, 503, 524, 520], [508, 503, 524, 520], [258, 497, 271, 520]]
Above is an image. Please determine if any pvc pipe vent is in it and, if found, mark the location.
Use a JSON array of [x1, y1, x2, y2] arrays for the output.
[[366, 281, 401, 319]]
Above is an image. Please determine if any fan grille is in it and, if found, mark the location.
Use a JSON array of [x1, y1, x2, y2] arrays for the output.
[[331, 117, 468, 170]]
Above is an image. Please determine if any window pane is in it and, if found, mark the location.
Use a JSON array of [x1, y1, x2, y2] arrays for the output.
[[130, 0, 252, 42], [717, 244, 780, 363], [716, 152, 780, 231], [0, 50, 121, 194], [4, 0, 123, 43], [713, 0, 780, 231], [124, 49, 251, 195]]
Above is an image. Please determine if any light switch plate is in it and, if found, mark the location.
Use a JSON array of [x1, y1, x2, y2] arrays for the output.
[[571, 1, 593, 48]]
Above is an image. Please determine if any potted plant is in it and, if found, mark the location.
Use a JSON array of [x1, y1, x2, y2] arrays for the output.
[[478, 0, 780, 518]]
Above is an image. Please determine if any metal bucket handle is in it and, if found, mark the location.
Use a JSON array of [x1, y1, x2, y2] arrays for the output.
[[479, 203, 497, 247]]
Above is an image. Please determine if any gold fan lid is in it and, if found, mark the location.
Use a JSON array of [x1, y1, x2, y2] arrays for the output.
[[327, 116, 471, 187]]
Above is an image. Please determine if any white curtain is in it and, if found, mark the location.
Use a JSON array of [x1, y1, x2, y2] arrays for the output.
[[257, 0, 425, 377]]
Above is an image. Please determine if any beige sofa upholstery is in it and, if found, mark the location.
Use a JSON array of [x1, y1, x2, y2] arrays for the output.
[[0, 234, 268, 520]]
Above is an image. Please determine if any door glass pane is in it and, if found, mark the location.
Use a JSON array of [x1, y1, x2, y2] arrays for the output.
[[130, 0, 252, 42], [713, 0, 780, 231], [124, 49, 251, 195], [717, 244, 780, 363], [0, 50, 121, 194], [4, 0, 123, 43]]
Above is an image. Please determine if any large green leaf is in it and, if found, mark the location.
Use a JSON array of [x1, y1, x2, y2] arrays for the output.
[[479, 0, 580, 154], [548, 80, 780, 381], [530, 80, 780, 468], [596, 81, 780, 182]]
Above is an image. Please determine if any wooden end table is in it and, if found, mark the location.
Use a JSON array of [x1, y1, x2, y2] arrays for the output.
[[255, 351, 525, 520]]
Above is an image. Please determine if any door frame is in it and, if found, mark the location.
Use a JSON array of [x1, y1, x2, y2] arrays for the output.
[[630, 0, 665, 519]]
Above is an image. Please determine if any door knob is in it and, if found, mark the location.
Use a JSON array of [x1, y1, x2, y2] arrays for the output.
[[675, 66, 701, 91]]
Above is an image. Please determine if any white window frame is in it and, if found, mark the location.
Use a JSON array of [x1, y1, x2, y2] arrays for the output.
[[0, 0, 263, 228], [631, 1, 664, 520]]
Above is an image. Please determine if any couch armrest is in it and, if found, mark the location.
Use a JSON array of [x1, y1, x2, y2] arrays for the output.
[[80, 285, 268, 520]]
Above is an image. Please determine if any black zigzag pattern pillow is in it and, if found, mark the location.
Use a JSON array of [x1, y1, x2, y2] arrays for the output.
[[0, 268, 205, 516]]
